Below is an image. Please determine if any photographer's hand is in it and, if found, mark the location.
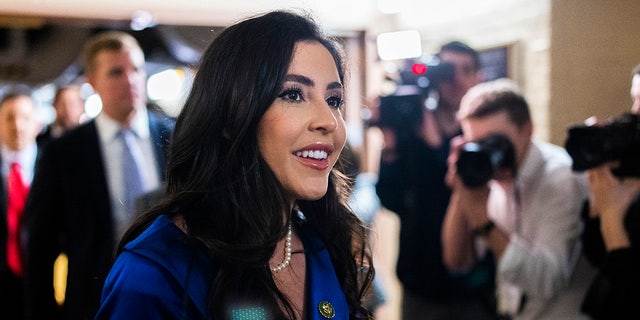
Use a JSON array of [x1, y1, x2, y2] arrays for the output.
[[443, 136, 510, 263], [380, 128, 398, 163], [445, 135, 491, 227], [588, 163, 640, 251], [443, 135, 490, 270], [458, 184, 491, 228], [445, 135, 466, 188]]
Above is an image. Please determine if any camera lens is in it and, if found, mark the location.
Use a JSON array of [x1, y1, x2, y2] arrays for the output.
[[456, 134, 516, 188], [565, 113, 640, 177], [457, 144, 495, 188]]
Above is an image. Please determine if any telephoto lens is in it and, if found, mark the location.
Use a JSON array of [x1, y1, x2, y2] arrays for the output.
[[456, 133, 516, 188], [565, 113, 640, 177]]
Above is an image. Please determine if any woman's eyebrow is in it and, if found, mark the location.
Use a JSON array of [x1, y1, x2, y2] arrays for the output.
[[327, 82, 343, 90], [284, 74, 343, 90], [284, 74, 314, 86]]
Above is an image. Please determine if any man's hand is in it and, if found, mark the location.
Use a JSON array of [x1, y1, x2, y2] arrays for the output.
[[446, 135, 491, 228], [587, 163, 640, 250]]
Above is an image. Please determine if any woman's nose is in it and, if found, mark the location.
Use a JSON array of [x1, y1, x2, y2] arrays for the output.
[[309, 102, 339, 133]]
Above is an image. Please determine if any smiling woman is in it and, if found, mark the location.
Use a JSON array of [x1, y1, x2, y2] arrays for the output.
[[258, 41, 347, 202], [94, 10, 374, 320]]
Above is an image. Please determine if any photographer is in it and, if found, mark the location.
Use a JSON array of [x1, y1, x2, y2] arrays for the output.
[[580, 163, 640, 319], [441, 79, 589, 319], [576, 64, 640, 319], [376, 41, 494, 319]]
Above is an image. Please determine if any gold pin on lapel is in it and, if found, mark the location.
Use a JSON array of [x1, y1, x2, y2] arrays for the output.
[[317, 301, 335, 319]]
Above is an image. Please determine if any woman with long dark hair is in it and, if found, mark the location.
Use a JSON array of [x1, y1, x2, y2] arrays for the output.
[[94, 10, 374, 320]]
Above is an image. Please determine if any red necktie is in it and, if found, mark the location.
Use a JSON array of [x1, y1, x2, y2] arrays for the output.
[[7, 162, 29, 276]]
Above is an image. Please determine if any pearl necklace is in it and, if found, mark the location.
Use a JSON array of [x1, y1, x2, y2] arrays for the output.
[[270, 223, 292, 272]]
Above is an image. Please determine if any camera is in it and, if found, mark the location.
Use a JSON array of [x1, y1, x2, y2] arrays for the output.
[[399, 60, 455, 89], [456, 134, 517, 188], [377, 59, 455, 140], [565, 113, 640, 177], [378, 94, 423, 143]]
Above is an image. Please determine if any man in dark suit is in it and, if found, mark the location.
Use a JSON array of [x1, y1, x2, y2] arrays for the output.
[[23, 31, 175, 320], [36, 85, 86, 147], [0, 90, 42, 320]]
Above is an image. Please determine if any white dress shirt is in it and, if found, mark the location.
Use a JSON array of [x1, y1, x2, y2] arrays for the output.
[[1, 142, 38, 186], [486, 139, 589, 319], [95, 107, 161, 240]]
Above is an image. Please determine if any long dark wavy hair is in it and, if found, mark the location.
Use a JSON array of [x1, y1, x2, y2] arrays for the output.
[[119, 10, 373, 320]]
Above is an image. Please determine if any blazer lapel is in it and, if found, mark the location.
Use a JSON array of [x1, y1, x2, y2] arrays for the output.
[[147, 111, 174, 181]]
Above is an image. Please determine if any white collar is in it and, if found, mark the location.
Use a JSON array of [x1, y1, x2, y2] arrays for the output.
[[1, 143, 38, 167], [96, 106, 151, 144]]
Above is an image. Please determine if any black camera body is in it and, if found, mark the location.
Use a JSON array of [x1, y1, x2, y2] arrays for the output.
[[456, 134, 517, 188], [565, 113, 640, 177], [422, 61, 455, 86], [399, 61, 455, 89], [378, 93, 423, 143], [377, 60, 455, 140]]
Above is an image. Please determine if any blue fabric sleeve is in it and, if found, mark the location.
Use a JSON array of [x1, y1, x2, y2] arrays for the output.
[[95, 251, 198, 320]]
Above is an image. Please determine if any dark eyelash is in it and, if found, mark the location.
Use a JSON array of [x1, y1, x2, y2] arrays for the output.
[[327, 95, 345, 109], [278, 85, 303, 97]]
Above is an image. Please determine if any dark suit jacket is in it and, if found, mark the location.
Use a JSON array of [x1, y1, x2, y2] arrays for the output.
[[35, 124, 54, 149], [0, 145, 43, 319], [23, 110, 175, 320]]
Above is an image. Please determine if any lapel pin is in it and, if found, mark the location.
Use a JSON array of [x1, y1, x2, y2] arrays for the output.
[[317, 301, 335, 319]]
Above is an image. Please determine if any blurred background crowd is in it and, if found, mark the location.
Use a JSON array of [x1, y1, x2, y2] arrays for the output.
[[0, 1, 639, 319]]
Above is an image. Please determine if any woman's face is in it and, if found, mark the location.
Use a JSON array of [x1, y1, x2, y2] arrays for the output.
[[258, 40, 347, 202]]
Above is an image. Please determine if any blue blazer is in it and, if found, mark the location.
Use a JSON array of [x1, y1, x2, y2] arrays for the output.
[[24, 110, 175, 320], [95, 215, 350, 319]]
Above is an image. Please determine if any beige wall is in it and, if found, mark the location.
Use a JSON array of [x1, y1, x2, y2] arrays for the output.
[[549, 0, 640, 145]]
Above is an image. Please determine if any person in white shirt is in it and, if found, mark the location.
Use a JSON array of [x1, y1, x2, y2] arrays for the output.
[[441, 79, 589, 319]]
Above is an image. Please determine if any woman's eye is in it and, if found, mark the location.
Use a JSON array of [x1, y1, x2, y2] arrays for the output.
[[278, 89, 303, 102], [326, 96, 344, 109]]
